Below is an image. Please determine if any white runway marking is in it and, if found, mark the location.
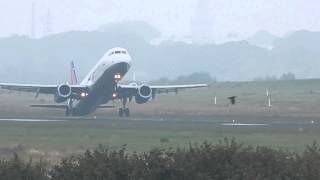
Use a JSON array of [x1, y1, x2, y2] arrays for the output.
[[222, 123, 270, 126], [0, 119, 66, 122]]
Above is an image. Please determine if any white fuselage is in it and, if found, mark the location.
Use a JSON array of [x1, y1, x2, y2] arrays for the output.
[[72, 47, 132, 116]]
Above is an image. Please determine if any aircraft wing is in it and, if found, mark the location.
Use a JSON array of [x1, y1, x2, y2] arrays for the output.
[[150, 84, 208, 94], [0, 83, 88, 95], [117, 84, 208, 98]]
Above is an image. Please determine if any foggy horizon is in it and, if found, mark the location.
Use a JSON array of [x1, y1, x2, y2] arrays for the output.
[[0, 0, 319, 43], [0, 0, 320, 83]]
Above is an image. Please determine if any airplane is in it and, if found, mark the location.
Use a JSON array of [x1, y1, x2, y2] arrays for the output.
[[0, 47, 208, 117]]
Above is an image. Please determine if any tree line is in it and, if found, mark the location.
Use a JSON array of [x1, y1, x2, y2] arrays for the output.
[[254, 72, 296, 81]]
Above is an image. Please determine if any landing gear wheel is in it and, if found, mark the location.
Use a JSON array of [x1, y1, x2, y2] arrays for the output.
[[118, 108, 124, 117], [119, 98, 131, 117], [124, 108, 130, 117]]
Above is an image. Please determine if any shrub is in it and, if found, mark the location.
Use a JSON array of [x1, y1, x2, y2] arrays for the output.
[[0, 154, 48, 180], [1, 140, 320, 179], [160, 137, 170, 143]]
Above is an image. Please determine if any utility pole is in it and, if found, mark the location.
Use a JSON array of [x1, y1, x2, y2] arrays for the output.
[[31, 2, 36, 38], [44, 8, 52, 36]]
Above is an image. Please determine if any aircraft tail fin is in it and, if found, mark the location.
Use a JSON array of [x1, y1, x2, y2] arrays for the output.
[[133, 72, 136, 82], [70, 61, 78, 85]]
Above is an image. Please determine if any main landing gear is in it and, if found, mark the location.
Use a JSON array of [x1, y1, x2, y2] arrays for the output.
[[65, 99, 73, 116], [118, 98, 130, 117]]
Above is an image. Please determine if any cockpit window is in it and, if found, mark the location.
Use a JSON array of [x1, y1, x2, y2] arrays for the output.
[[109, 50, 127, 56]]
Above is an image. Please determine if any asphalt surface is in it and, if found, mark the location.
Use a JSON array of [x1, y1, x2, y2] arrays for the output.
[[0, 116, 318, 129]]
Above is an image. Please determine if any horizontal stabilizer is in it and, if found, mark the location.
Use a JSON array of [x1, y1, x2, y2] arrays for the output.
[[30, 105, 116, 109], [30, 104, 67, 109], [98, 105, 116, 109]]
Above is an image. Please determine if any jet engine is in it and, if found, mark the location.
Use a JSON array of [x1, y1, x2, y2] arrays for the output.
[[54, 84, 72, 103], [135, 85, 152, 104]]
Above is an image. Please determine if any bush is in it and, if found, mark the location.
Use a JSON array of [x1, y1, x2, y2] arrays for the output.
[[1, 140, 320, 179], [0, 154, 48, 180], [160, 137, 170, 143]]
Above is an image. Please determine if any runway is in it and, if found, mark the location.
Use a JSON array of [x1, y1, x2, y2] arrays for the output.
[[0, 116, 318, 153], [0, 118, 67, 122], [0, 116, 317, 128], [221, 123, 270, 126]]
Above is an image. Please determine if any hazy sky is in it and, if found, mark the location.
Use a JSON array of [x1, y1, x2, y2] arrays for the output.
[[0, 0, 319, 42]]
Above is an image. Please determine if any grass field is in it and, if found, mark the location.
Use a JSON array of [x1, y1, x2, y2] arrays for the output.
[[0, 79, 320, 161], [1, 79, 320, 118]]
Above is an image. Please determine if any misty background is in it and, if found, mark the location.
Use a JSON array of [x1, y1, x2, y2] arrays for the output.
[[0, 0, 319, 83]]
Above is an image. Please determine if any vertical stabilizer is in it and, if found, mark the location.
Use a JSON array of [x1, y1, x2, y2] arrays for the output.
[[133, 72, 136, 82], [70, 61, 78, 85]]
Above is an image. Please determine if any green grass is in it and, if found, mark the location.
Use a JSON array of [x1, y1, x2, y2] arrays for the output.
[[0, 79, 320, 159], [0, 119, 318, 158]]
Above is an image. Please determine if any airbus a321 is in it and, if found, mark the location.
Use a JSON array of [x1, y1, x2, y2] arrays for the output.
[[0, 47, 207, 117]]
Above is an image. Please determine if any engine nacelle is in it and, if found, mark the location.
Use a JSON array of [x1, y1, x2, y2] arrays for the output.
[[135, 85, 152, 104], [54, 84, 72, 103]]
